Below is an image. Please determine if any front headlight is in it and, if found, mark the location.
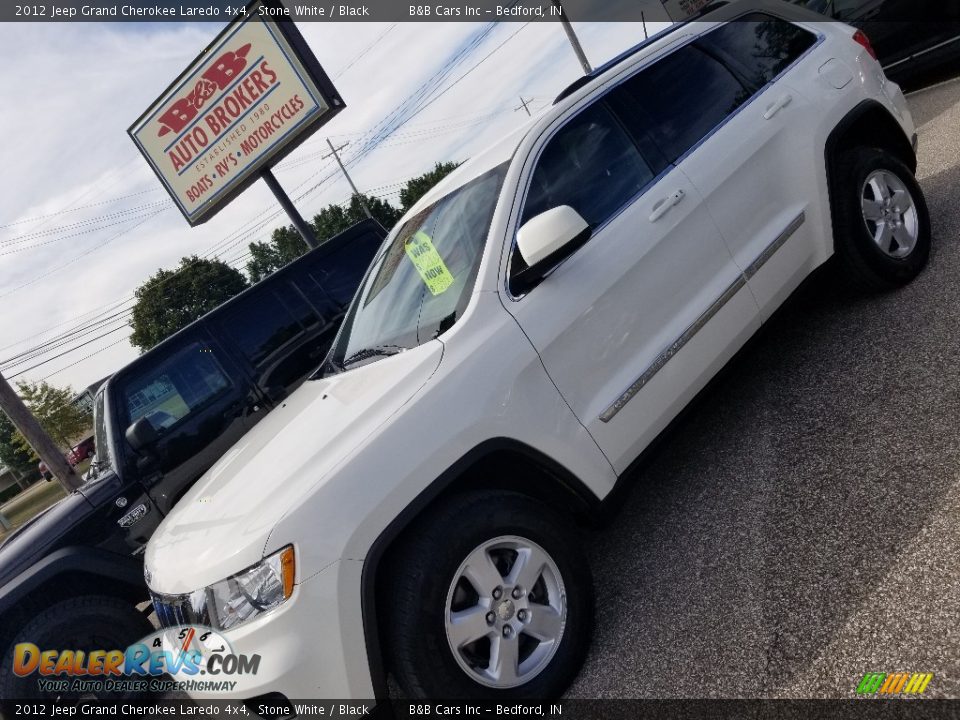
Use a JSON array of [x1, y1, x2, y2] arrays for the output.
[[208, 546, 296, 631]]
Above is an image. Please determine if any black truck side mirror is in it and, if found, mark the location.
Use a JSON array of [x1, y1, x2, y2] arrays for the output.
[[125, 417, 159, 454]]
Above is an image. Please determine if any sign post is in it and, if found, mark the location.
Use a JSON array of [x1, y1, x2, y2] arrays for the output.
[[260, 167, 318, 248], [129, 0, 343, 230]]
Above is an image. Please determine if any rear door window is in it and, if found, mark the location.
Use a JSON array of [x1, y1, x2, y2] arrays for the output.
[[614, 44, 752, 163], [695, 14, 818, 89]]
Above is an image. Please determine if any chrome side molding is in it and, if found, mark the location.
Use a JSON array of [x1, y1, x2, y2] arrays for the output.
[[599, 212, 805, 424]]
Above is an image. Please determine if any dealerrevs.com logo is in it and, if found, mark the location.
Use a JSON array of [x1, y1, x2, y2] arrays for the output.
[[12, 625, 259, 694]]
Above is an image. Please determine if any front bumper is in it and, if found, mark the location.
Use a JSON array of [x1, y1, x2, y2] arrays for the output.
[[162, 559, 375, 700]]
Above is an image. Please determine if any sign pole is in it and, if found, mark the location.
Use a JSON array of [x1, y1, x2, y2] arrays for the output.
[[261, 168, 320, 250]]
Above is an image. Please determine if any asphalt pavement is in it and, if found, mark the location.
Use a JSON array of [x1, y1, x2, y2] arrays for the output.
[[568, 78, 960, 699]]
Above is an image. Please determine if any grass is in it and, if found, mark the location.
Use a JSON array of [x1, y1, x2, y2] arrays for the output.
[[0, 479, 69, 544]]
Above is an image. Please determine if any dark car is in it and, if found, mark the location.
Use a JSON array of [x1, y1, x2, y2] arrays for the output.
[[795, 0, 960, 86], [67, 436, 95, 466], [0, 219, 387, 700]]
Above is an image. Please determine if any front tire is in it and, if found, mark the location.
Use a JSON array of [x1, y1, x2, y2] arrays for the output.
[[832, 147, 930, 291], [385, 491, 593, 699], [0, 595, 154, 701]]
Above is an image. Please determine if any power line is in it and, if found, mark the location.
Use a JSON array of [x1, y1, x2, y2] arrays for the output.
[[0, 295, 134, 354], [331, 23, 397, 81], [7, 325, 133, 379], [0, 207, 171, 299], [0, 201, 169, 249], [0, 187, 163, 230], [41, 334, 133, 382], [0, 308, 134, 369]]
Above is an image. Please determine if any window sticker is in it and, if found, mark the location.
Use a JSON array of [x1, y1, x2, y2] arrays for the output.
[[404, 231, 455, 296]]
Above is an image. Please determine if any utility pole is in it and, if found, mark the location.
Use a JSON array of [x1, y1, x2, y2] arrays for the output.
[[550, 0, 592, 74], [0, 372, 81, 493], [515, 96, 534, 117], [261, 168, 319, 249], [323, 139, 373, 220]]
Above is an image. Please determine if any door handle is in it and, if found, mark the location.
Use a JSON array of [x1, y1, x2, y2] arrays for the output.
[[649, 189, 685, 222], [763, 93, 793, 120]]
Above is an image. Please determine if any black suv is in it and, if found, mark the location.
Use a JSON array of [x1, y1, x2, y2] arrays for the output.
[[795, 0, 960, 85], [0, 219, 385, 699]]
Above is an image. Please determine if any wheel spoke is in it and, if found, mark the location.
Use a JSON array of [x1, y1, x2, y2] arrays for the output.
[[507, 546, 548, 592], [892, 224, 915, 252], [890, 189, 912, 215], [523, 605, 563, 642], [874, 222, 894, 253], [448, 606, 492, 648], [870, 176, 891, 202], [461, 550, 504, 596], [861, 197, 884, 221], [490, 634, 520, 684]]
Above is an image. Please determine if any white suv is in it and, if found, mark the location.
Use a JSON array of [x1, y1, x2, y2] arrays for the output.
[[145, 1, 929, 702]]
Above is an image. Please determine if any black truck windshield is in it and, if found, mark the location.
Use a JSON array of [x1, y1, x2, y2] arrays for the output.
[[331, 163, 507, 370]]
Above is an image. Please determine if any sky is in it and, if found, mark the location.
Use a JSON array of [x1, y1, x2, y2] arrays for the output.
[[0, 15, 669, 393]]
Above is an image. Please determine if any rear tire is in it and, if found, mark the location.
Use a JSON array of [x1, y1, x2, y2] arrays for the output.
[[0, 595, 153, 701], [385, 491, 593, 699], [832, 147, 930, 292]]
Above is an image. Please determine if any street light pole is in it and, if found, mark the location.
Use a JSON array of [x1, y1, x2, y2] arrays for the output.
[[0, 372, 81, 493], [551, 0, 592, 74], [324, 139, 374, 220]]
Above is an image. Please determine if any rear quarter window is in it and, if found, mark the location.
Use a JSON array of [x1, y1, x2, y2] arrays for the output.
[[696, 14, 818, 89]]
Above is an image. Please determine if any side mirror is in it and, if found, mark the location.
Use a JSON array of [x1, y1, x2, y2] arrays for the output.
[[512, 206, 591, 294], [125, 417, 158, 455]]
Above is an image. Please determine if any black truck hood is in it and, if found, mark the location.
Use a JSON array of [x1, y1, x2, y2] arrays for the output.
[[0, 487, 93, 585]]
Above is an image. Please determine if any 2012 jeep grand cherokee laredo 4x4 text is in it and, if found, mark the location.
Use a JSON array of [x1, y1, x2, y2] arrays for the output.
[[144, 1, 929, 702]]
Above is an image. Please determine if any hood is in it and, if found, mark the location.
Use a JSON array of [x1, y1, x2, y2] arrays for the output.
[[145, 341, 443, 594], [0, 489, 91, 585]]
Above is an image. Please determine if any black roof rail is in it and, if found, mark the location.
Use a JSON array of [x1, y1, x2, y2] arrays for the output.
[[552, 0, 733, 106]]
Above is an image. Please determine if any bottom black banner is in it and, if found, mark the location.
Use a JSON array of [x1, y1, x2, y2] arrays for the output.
[[2, 700, 959, 720]]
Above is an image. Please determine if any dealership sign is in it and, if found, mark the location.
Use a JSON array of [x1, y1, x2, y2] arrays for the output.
[[661, 0, 714, 20], [129, 0, 343, 225]]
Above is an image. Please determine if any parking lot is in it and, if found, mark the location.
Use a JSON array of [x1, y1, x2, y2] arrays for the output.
[[570, 77, 960, 699]]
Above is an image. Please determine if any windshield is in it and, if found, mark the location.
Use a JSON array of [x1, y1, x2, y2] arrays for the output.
[[330, 163, 507, 369]]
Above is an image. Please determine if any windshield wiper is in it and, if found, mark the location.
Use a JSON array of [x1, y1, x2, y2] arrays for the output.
[[341, 344, 406, 368]]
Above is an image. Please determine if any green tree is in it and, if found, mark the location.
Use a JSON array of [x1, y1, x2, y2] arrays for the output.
[[130, 256, 249, 352], [246, 193, 403, 282], [12, 381, 91, 454], [399, 161, 461, 213], [0, 411, 35, 474]]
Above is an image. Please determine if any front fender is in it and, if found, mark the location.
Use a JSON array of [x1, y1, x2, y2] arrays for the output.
[[0, 546, 146, 616]]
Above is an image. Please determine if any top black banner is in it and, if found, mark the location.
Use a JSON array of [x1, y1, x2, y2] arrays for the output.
[[5, 0, 960, 22]]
